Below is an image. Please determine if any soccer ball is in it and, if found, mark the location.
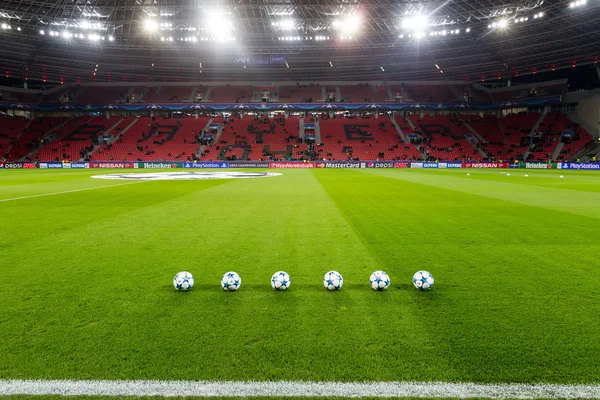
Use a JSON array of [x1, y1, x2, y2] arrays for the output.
[[413, 270, 434, 291], [369, 270, 390, 291], [324, 271, 343, 291], [173, 271, 194, 291], [271, 271, 291, 291], [221, 271, 241, 291]]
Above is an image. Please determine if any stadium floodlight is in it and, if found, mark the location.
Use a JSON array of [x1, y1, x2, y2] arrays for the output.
[[16, 27, 21, 31], [380, 66, 385, 72], [39, 29, 45, 35], [278, 19, 295, 30], [402, 15, 428, 31], [334, 14, 361, 34], [466, 28, 471, 32], [108, 35, 114, 41], [205, 13, 234, 36], [144, 19, 158, 32], [62, 31, 71, 39], [498, 19, 508, 28], [88, 33, 100, 41]]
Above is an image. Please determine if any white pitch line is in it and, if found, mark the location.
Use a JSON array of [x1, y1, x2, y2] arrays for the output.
[[0, 181, 143, 203], [1, 380, 600, 398]]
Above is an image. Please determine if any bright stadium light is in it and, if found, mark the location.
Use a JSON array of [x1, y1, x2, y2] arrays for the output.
[[144, 19, 158, 32], [205, 13, 234, 36], [402, 15, 428, 31], [498, 19, 508, 28], [334, 14, 362, 34], [39, 29, 45, 35]]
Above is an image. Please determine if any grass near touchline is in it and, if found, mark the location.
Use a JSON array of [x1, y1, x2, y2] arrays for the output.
[[0, 169, 598, 384]]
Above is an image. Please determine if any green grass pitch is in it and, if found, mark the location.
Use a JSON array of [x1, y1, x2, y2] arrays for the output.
[[0, 168, 599, 386]]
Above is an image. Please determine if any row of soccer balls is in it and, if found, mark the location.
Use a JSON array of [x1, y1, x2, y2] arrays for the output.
[[173, 270, 435, 292]]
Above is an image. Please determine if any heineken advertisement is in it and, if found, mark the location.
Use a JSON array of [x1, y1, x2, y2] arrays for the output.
[[138, 162, 183, 169], [520, 162, 557, 169]]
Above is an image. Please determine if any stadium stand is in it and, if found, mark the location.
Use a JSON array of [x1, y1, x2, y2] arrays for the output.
[[499, 112, 540, 160], [490, 84, 565, 102], [204, 115, 304, 161], [91, 116, 210, 162], [463, 114, 524, 161], [278, 84, 322, 102], [409, 114, 483, 161], [318, 114, 415, 160], [0, 89, 42, 104], [76, 86, 133, 104], [208, 85, 253, 103], [339, 84, 390, 102], [530, 111, 593, 161], [35, 116, 122, 161], [404, 84, 463, 102], [143, 86, 194, 103], [0, 115, 30, 160]]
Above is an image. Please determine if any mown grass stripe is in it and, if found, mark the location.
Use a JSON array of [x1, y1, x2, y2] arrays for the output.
[[0, 182, 143, 203], [1, 380, 600, 398]]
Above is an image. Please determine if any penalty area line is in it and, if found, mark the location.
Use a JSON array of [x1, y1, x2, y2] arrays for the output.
[[0, 380, 600, 398], [0, 181, 144, 203]]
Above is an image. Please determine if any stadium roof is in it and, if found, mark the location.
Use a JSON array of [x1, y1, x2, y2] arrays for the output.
[[0, 0, 599, 84]]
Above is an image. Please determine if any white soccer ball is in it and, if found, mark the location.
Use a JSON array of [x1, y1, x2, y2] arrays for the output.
[[324, 271, 343, 291], [173, 271, 194, 291], [221, 271, 241, 291], [506, 173, 511, 176], [271, 271, 291, 291], [560, 175, 564, 179], [369, 270, 390, 291], [525, 174, 528, 177], [413, 270, 434, 291]]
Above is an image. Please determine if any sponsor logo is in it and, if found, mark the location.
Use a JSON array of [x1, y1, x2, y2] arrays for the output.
[[142, 163, 178, 169], [39, 163, 47, 169], [525, 162, 552, 169], [448, 162, 463, 168], [269, 162, 316, 168], [411, 162, 423, 168], [62, 163, 71, 169], [0, 163, 4, 168], [366, 162, 394, 168], [564, 163, 600, 170], [47, 162, 63, 168], [394, 163, 410, 168], [91, 172, 282, 181], [90, 163, 136, 168], [183, 162, 229, 168], [23, 163, 36, 169], [318, 162, 361, 169], [71, 163, 88, 169], [423, 162, 439, 168], [464, 162, 509, 168], [228, 162, 269, 168], [4, 163, 23, 169]]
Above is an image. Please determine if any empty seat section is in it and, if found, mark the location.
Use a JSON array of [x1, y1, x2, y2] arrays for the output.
[[144, 86, 194, 103], [409, 114, 482, 160], [319, 115, 408, 160], [278, 85, 322, 102], [93, 116, 209, 161], [209, 86, 253, 103], [339, 84, 389, 102]]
